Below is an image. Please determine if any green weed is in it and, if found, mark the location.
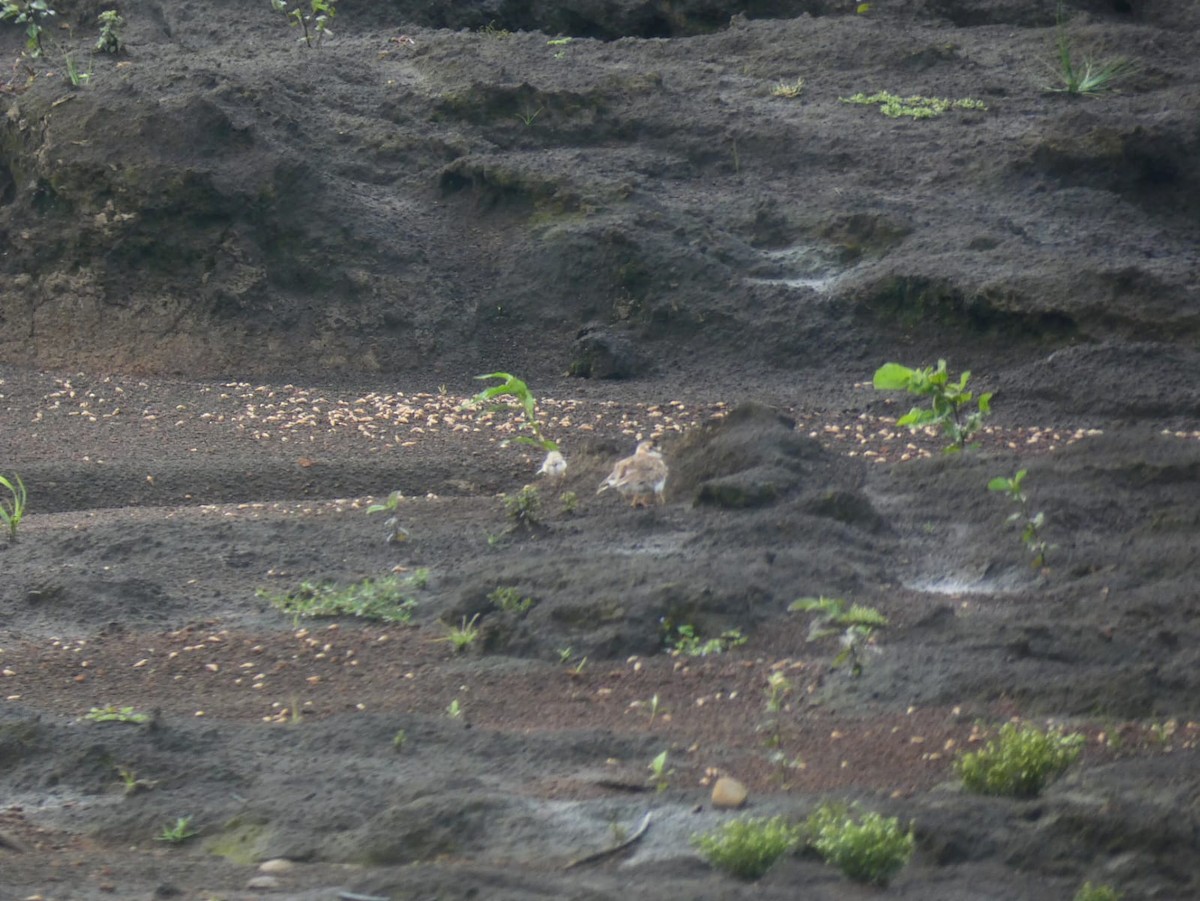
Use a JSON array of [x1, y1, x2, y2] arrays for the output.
[[446, 697, 463, 718], [0, 473, 26, 541], [438, 614, 481, 652], [873, 360, 992, 452], [270, 0, 336, 48], [115, 765, 156, 795], [804, 802, 914, 886], [85, 705, 150, 724], [770, 77, 805, 98], [1074, 882, 1123, 901], [488, 585, 534, 614], [95, 9, 123, 53], [0, 1, 55, 57], [692, 815, 802, 880], [955, 721, 1085, 797], [504, 484, 542, 527], [666, 623, 747, 657], [841, 90, 986, 119], [647, 749, 672, 792], [789, 596, 888, 676], [156, 816, 197, 844], [988, 469, 1050, 567], [1048, 8, 1132, 96], [258, 574, 420, 624]]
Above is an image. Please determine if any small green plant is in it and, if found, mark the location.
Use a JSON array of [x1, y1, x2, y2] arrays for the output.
[[955, 721, 1085, 797], [366, 490, 410, 543], [480, 19, 511, 39], [446, 698, 463, 718], [1074, 882, 1123, 901], [0, 1, 55, 57], [468, 372, 559, 454], [666, 623, 747, 657], [789, 597, 888, 676], [257, 574, 420, 624], [873, 360, 993, 452], [841, 90, 986, 119], [515, 105, 544, 126], [392, 729, 407, 750], [85, 705, 150, 724], [115, 765, 156, 795], [692, 815, 803, 880], [270, 0, 336, 48], [639, 692, 666, 724], [488, 585, 534, 614], [0, 473, 27, 541], [95, 9, 123, 53], [804, 802, 914, 886], [647, 749, 673, 792], [156, 816, 197, 844], [988, 469, 1050, 567], [770, 77, 805, 98], [1048, 7, 1132, 96], [503, 484, 541, 527], [557, 646, 574, 664], [560, 490, 578, 513], [63, 52, 90, 87], [438, 614, 481, 652]]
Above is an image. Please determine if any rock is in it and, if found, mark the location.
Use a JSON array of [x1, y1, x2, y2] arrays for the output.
[[712, 776, 748, 809], [257, 859, 294, 874], [245, 875, 280, 890]]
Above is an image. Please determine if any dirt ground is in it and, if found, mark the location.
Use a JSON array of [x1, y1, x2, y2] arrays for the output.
[[1, 1, 1199, 899]]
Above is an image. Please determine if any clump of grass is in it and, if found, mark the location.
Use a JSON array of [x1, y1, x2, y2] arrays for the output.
[[1047, 8, 1132, 96], [804, 802, 914, 886], [0, 473, 27, 541], [955, 721, 1085, 797], [156, 815, 197, 844], [257, 573, 421, 624], [692, 815, 803, 880], [770, 77, 804, 98], [488, 586, 534, 614], [437, 614, 481, 652]]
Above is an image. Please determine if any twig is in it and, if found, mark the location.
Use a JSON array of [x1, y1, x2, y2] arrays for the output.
[[563, 811, 653, 869], [337, 892, 391, 901]]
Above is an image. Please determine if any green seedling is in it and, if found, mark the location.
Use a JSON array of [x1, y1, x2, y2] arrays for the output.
[[446, 698, 463, 718], [488, 585, 534, 614], [560, 490, 578, 513], [557, 646, 574, 664], [156, 816, 197, 844], [0, 473, 26, 541], [667, 623, 747, 657], [804, 802, 914, 886], [955, 721, 1084, 797], [115, 765, 156, 795], [63, 52, 90, 87], [270, 0, 336, 48], [1075, 882, 1123, 901], [437, 614, 481, 652], [258, 574, 420, 625], [366, 490, 410, 543], [761, 671, 804, 785], [392, 729, 407, 750], [1048, 6, 1132, 96], [468, 372, 559, 454], [873, 360, 992, 452], [988, 469, 1050, 567], [841, 90, 986, 119], [647, 749, 672, 792], [789, 597, 888, 677], [95, 9, 123, 53], [692, 815, 803, 880], [0, 1, 55, 57], [515, 106, 544, 125], [637, 692, 666, 724], [480, 19, 511, 39], [85, 705, 150, 724]]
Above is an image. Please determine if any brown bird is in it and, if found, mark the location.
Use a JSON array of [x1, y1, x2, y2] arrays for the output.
[[597, 440, 668, 507]]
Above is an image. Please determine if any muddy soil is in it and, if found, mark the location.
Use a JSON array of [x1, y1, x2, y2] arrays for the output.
[[1, 1, 1198, 899]]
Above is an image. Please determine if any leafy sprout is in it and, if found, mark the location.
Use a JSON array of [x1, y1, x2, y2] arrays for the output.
[[873, 360, 992, 452], [0, 472, 27, 541], [789, 596, 888, 676], [468, 372, 558, 453]]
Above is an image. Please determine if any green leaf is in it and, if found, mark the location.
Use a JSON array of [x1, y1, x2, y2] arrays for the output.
[[987, 477, 1012, 492], [872, 363, 914, 390], [978, 391, 993, 413]]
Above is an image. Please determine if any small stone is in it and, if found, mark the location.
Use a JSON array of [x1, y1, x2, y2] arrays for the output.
[[257, 859, 294, 874], [711, 776, 748, 809], [245, 875, 280, 890]]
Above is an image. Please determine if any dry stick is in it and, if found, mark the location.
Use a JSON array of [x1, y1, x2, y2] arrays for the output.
[[563, 811, 653, 870]]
